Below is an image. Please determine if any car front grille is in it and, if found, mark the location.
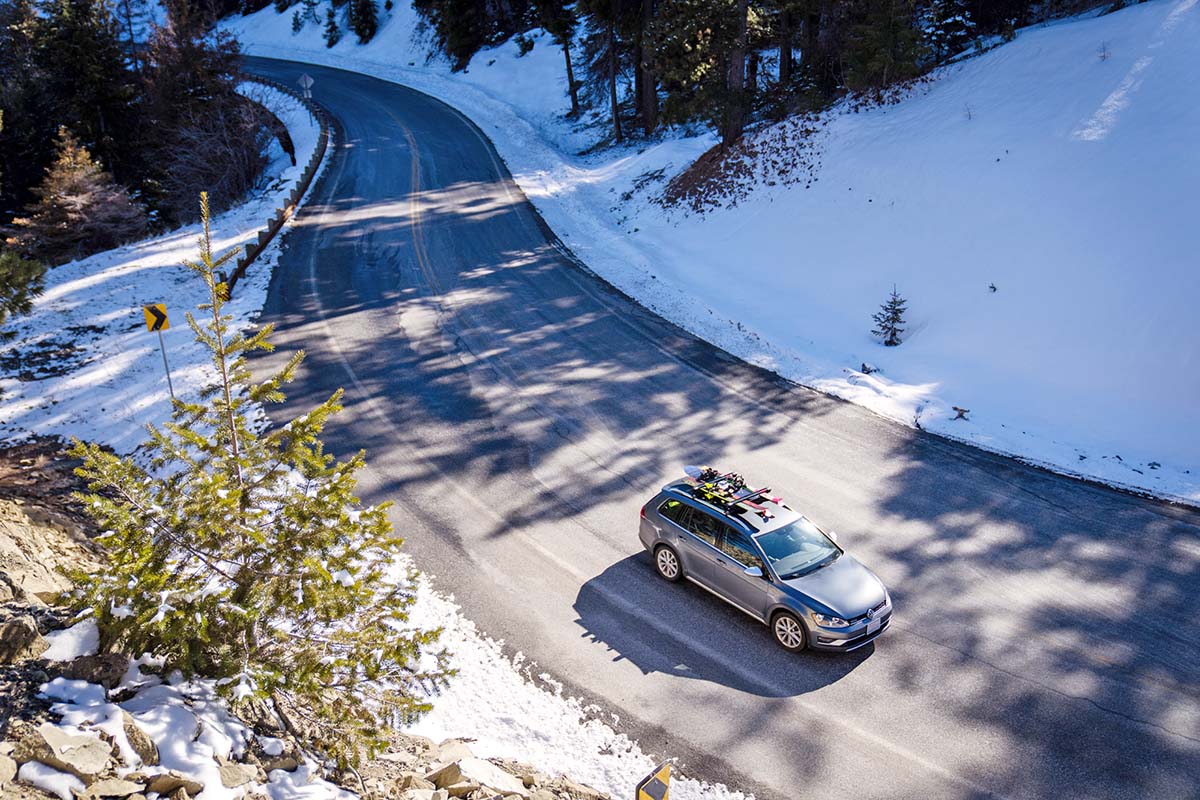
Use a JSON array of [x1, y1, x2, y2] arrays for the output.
[[849, 599, 889, 625]]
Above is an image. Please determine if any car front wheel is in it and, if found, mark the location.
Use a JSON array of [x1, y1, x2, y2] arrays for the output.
[[654, 545, 682, 582], [772, 611, 808, 652]]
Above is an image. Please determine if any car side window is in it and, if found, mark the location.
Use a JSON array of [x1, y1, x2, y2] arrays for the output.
[[658, 499, 693, 530], [719, 527, 766, 571], [685, 511, 722, 547]]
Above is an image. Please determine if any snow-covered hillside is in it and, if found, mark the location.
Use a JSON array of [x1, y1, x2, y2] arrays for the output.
[[227, 0, 1199, 503], [0, 84, 321, 451]]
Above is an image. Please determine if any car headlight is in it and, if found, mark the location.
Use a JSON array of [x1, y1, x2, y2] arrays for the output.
[[811, 612, 850, 628]]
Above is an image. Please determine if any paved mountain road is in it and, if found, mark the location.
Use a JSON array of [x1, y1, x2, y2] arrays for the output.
[[243, 58, 1200, 800]]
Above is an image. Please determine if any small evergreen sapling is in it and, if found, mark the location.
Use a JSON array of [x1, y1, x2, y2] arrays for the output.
[[7, 128, 147, 265], [67, 194, 448, 766], [292, 9, 303, 32], [871, 284, 907, 346]]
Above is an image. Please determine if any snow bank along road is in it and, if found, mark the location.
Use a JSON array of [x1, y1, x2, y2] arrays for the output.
[[243, 58, 1200, 800]]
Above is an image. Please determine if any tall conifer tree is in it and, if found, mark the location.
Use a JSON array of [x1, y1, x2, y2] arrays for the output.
[[534, 0, 582, 117], [844, 0, 922, 92], [349, 0, 378, 42], [324, 6, 341, 46], [921, 0, 975, 62], [35, 0, 137, 181], [68, 195, 448, 766]]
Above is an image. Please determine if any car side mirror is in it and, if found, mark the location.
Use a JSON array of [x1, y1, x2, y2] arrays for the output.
[[743, 566, 764, 579], [828, 530, 839, 542]]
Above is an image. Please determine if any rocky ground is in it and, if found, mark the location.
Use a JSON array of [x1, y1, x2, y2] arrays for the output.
[[0, 440, 613, 800]]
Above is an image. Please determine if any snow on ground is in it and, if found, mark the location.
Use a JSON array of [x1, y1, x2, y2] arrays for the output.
[[17, 761, 84, 800], [227, 0, 1200, 503], [406, 575, 749, 800], [0, 83, 321, 452], [29, 658, 352, 800], [40, 617, 100, 661], [28, 587, 747, 800]]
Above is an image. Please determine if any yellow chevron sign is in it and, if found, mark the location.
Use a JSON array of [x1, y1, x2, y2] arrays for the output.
[[636, 762, 670, 800], [143, 304, 169, 332]]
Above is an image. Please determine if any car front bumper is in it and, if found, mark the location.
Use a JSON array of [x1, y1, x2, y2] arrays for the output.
[[808, 604, 893, 652]]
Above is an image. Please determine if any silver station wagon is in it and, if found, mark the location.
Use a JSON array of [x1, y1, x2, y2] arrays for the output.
[[638, 467, 892, 652]]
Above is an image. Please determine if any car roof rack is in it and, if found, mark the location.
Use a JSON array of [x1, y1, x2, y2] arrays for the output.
[[681, 465, 778, 521]]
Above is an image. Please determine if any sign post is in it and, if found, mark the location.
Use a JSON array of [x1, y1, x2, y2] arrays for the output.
[[298, 73, 315, 123], [142, 303, 174, 402], [635, 762, 671, 800]]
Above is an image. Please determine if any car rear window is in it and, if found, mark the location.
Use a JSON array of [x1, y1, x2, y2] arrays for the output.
[[658, 499, 692, 528]]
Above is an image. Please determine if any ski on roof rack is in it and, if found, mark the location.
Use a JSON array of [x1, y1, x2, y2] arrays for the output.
[[682, 465, 777, 520]]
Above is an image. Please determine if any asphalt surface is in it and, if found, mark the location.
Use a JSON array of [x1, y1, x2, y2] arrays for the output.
[[243, 57, 1200, 800]]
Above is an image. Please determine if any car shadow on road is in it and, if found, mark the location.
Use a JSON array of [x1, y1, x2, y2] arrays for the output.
[[573, 554, 869, 698]]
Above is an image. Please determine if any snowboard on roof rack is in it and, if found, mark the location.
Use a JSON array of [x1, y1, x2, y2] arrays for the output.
[[682, 465, 777, 520]]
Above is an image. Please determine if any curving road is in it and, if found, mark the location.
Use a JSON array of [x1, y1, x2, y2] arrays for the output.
[[243, 57, 1200, 800]]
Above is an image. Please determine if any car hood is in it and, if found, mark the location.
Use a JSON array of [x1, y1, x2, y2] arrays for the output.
[[781, 554, 886, 618]]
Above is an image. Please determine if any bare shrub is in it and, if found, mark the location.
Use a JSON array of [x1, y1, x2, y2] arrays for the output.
[[159, 96, 271, 224]]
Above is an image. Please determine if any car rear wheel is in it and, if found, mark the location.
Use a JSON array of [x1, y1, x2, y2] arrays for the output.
[[654, 545, 682, 582], [772, 611, 808, 652]]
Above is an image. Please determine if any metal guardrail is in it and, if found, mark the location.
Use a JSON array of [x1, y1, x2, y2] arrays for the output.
[[227, 77, 332, 294]]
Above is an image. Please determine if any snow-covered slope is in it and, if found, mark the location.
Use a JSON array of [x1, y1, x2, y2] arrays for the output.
[[0, 84, 322, 451], [648, 0, 1200, 500], [227, 0, 1199, 503]]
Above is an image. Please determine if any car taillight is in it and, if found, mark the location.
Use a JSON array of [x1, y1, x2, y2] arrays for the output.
[[640, 505, 647, 519]]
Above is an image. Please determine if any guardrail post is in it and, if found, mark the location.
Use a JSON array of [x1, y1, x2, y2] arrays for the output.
[[226, 77, 330, 298]]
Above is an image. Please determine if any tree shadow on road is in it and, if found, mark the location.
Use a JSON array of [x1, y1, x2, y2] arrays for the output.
[[858, 427, 1200, 798], [244, 58, 1200, 800]]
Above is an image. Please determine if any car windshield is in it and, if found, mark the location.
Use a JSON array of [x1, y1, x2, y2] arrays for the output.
[[756, 517, 840, 580]]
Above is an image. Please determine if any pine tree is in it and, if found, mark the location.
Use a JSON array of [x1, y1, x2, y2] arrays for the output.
[[67, 194, 449, 766], [292, 8, 303, 30], [114, 0, 149, 76], [769, 0, 806, 88], [633, 0, 658, 135], [141, 8, 264, 224], [0, 0, 49, 218], [348, 0, 378, 43], [324, 6, 341, 46], [0, 249, 46, 330], [35, 0, 138, 182], [921, 0, 975, 62], [844, 0, 923, 92], [579, 0, 644, 143], [6, 128, 147, 265], [871, 284, 907, 346], [650, 0, 740, 137], [411, 0, 539, 70], [534, 0, 581, 117]]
